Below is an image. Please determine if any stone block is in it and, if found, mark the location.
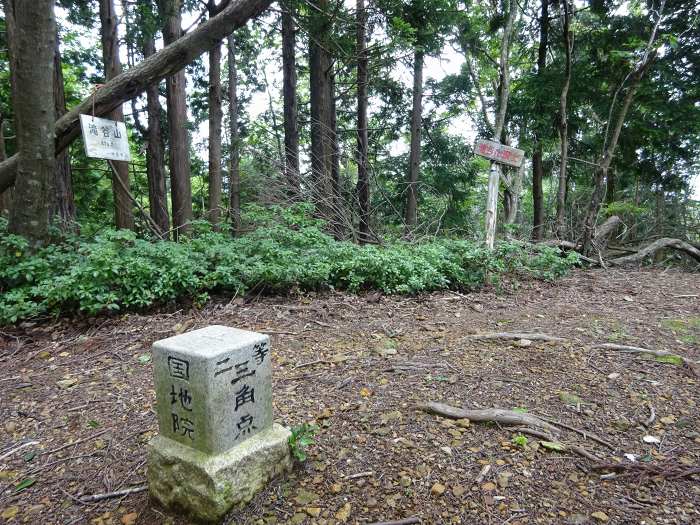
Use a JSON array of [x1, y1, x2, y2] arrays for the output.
[[148, 424, 292, 523], [152, 325, 273, 455]]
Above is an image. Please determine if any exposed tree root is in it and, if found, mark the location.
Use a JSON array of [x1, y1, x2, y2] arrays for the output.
[[592, 343, 700, 373], [417, 402, 607, 462], [464, 332, 568, 343], [417, 402, 560, 434]]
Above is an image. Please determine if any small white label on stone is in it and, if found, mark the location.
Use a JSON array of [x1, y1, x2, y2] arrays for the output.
[[79, 114, 131, 162], [152, 325, 273, 455]]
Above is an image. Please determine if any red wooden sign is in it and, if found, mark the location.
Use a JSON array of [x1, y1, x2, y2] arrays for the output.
[[475, 139, 525, 168]]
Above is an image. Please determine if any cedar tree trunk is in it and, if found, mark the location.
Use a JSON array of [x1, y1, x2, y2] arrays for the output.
[[6, 0, 56, 246], [281, 0, 300, 196], [99, 0, 135, 230]]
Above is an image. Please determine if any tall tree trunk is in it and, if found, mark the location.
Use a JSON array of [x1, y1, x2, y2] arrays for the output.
[[531, 0, 548, 241], [404, 48, 423, 231], [159, 0, 193, 239], [355, 0, 370, 242], [330, 70, 343, 237], [228, 34, 241, 236], [0, 0, 273, 193], [308, 0, 336, 234], [52, 33, 76, 228], [208, 36, 223, 229], [143, 37, 170, 235], [6, 0, 56, 246], [0, 111, 11, 216], [580, 5, 664, 254], [554, 0, 572, 238], [99, 0, 134, 230], [281, 0, 300, 196]]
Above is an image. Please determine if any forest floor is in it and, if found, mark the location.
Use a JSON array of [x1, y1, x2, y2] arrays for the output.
[[1, 268, 699, 525]]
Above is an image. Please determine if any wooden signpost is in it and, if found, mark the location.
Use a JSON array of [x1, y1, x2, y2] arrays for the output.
[[475, 139, 526, 250]]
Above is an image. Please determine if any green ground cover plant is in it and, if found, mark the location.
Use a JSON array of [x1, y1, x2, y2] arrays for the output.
[[0, 206, 579, 325]]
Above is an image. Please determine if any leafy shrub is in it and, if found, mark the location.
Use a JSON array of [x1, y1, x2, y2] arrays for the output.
[[288, 423, 317, 463], [0, 205, 578, 324]]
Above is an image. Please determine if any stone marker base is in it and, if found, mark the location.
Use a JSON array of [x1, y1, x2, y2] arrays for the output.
[[148, 424, 292, 523]]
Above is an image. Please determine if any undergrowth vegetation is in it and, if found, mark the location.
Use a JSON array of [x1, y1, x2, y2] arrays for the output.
[[0, 205, 579, 324]]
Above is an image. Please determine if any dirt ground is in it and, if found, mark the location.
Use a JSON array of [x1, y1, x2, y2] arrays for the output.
[[1, 268, 699, 525]]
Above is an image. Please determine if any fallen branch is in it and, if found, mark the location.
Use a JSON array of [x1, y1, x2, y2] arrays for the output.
[[417, 402, 559, 434], [79, 485, 147, 503], [464, 332, 568, 343], [607, 238, 700, 265], [0, 0, 273, 192]]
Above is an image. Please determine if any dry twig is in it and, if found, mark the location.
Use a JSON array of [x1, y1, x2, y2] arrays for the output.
[[79, 485, 147, 502]]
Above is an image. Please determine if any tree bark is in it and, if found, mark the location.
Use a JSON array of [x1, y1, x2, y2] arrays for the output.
[[404, 48, 423, 232], [207, 20, 223, 229], [52, 33, 76, 228], [355, 0, 370, 242], [228, 34, 241, 236], [308, 0, 337, 234], [158, 0, 193, 239], [0, 0, 272, 193], [6, 0, 56, 246], [0, 111, 12, 216], [143, 37, 170, 235], [531, 0, 548, 241], [281, 0, 300, 196], [329, 70, 343, 238], [554, 0, 573, 238], [99, 0, 134, 230]]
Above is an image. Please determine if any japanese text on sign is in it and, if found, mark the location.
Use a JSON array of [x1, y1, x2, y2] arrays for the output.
[[79, 114, 131, 162], [474, 139, 525, 168]]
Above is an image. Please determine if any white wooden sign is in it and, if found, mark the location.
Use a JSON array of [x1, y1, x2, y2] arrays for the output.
[[475, 139, 524, 168], [80, 114, 131, 162]]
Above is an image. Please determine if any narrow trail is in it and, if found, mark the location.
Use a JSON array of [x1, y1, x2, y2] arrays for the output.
[[1, 268, 698, 524]]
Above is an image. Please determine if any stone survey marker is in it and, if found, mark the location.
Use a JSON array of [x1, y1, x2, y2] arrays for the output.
[[148, 326, 291, 523]]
